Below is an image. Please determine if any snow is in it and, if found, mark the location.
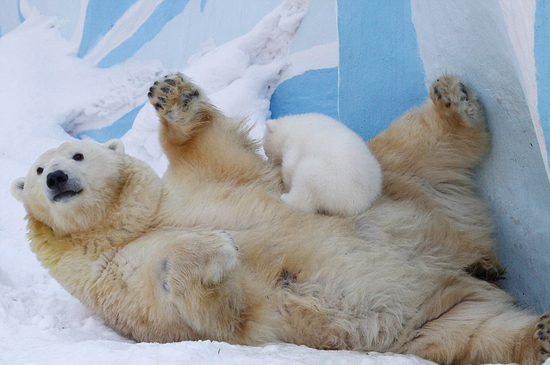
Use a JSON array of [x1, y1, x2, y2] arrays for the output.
[[0, 2, 533, 365]]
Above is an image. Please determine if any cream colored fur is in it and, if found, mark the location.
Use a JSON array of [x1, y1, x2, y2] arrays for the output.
[[12, 73, 550, 365], [263, 113, 382, 216]]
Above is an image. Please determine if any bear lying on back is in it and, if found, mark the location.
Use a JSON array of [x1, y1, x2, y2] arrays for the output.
[[263, 113, 382, 216], [11, 73, 550, 365]]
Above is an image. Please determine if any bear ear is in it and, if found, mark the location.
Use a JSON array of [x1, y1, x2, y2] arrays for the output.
[[265, 120, 276, 133], [10, 178, 25, 202], [104, 139, 125, 155]]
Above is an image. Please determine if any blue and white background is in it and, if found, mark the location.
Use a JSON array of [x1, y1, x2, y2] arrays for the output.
[[0, 1, 549, 363]]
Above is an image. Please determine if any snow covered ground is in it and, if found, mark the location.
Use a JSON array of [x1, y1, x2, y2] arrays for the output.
[[0, 3, 541, 365]]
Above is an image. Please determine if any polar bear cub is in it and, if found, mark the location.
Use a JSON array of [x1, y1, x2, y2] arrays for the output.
[[264, 113, 382, 216]]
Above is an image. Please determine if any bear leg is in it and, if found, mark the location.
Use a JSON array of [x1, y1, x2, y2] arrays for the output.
[[400, 277, 545, 365], [159, 230, 240, 292], [367, 74, 501, 280], [149, 74, 271, 184]]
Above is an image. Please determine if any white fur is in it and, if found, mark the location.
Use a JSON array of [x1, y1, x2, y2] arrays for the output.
[[264, 113, 382, 216]]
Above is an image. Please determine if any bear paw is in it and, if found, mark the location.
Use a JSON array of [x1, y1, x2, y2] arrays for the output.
[[148, 73, 202, 123], [535, 312, 550, 363], [202, 231, 239, 286], [430, 74, 484, 126]]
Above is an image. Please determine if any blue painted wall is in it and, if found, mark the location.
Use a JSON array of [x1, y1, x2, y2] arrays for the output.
[[0, 0, 19, 37], [128, 0, 283, 70], [269, 68, 339, 120], [78, 104, 145, 142], [338, 0, 426, 141], [78, 0, 138, 58], [26, 0, 82, 40], [16, 0, 24, 23], [97, 0, 189, 68]]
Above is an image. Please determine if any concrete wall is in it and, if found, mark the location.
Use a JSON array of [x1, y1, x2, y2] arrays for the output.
[[1, 0, 548, 311]]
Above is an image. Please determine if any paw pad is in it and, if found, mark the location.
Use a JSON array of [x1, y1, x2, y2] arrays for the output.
[[429, 74, 482, 122], [459, 83, 469, 101], [535, 312, 550, 362], [431, 75, 466, 109], [147, 73, 201, 120], [432, 84, 452, 108]]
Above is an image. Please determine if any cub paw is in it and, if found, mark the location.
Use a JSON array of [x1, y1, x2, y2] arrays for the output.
[[430, 74, 484, 126], [148, 73, 203, 123], [202, 231, 239, 286], [280, 192, 317, 214], [535, 312, 550, 363], [280, 193, 292, 206]]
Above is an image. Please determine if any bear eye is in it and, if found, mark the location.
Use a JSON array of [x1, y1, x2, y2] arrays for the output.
[[73, 153, 84, 161], [37, 167, 43, 175]]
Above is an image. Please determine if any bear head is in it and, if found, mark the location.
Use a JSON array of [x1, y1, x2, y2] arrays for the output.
[[11, 139, 126, 235]]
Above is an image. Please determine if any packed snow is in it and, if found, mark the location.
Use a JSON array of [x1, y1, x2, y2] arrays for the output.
[[0, 2, 538, 365]]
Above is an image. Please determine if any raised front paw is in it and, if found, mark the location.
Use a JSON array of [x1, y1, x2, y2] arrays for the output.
[[430, 74, 484, 126], [148, 73, 203, 123], [202, 231, 239, 286], [535, 312, 550, 363]]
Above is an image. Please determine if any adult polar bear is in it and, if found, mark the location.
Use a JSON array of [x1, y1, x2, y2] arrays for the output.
[[11, 73, 550, 365]]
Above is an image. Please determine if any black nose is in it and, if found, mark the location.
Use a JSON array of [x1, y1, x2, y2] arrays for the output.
[[46, 170, 68, 190]]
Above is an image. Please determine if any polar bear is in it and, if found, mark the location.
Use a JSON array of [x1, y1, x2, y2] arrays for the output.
[[11, 73, 550, 365], [263, 113, 382, 216]]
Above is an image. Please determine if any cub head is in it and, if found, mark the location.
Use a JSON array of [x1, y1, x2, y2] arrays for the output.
[[11, 139, 126, 235]]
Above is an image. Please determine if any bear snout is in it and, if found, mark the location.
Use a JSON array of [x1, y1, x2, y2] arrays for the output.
[[47, 170, 68, 190], [45, 170, 83, 202]]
